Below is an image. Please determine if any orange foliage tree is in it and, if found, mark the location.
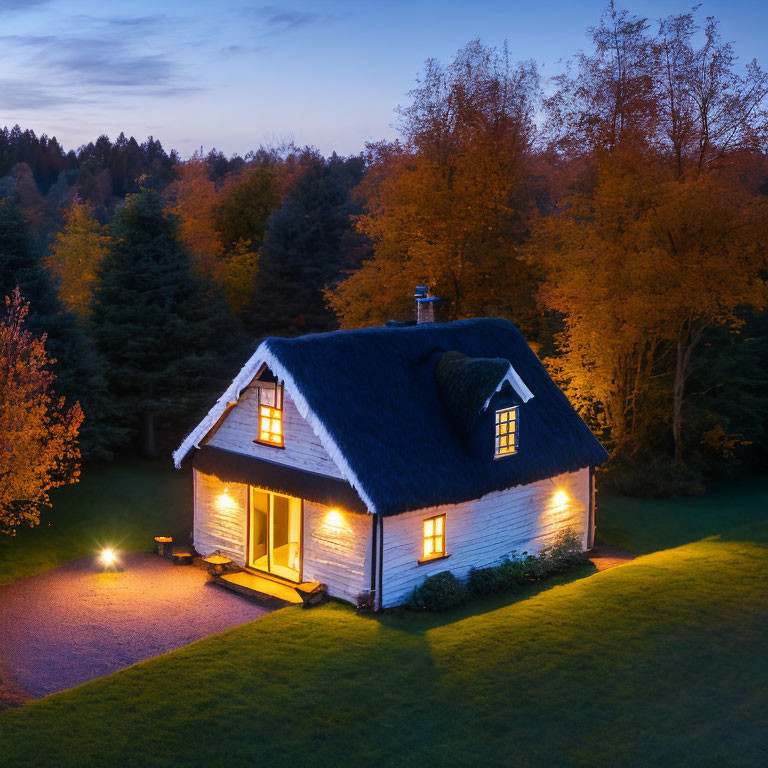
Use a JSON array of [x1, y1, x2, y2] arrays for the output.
[[328, 41, 541, 328], [45, 199, 110, 319], [0, 288, 83, 533], [165, 156, 264, 316], [534, 6, 768, 477], [533, 161, 768, 466], [165, 154, 223, 276]]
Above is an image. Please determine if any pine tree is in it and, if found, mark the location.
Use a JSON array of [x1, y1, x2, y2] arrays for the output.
[[247, 155, 364, 337], [91, 190, 242, 458]]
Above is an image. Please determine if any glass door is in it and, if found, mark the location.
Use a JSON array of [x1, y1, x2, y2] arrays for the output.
[[248, 487, 302, 582]]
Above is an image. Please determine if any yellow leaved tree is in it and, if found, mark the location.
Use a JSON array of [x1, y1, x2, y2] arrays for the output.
[[46, 200, 110, 320]]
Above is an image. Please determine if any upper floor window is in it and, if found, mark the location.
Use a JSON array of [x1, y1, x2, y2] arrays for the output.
[[256, 383, 284, 447], [494, 406, 518, 457], [422, 514, 446, 561]]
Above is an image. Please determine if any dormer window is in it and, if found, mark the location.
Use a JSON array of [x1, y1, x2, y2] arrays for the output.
[[494, 406, 518, 457], [256, 382, 284, 447]]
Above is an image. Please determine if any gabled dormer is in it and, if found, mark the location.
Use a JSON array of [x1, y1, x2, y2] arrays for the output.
[[435, 350, 533, 460]]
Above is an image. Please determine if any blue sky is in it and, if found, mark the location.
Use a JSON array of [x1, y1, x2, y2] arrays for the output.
[[0, 0, 764, 157]]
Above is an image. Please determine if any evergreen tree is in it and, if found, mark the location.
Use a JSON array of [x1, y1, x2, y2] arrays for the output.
[[0, 197, 116, 459], [247, 155, 364, 336], [91, 191, 241, 458]]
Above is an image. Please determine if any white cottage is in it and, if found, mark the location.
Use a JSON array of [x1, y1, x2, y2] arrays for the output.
[[173, 318, 608, 609]]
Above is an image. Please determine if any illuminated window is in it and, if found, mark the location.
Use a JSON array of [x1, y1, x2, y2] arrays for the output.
[[494, 406, 518, 457], [422, 514, 446, 560], [256, 383, 284, 447]]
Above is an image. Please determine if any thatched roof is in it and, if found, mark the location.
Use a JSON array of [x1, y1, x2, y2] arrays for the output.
[[175, 319, 608, 517]]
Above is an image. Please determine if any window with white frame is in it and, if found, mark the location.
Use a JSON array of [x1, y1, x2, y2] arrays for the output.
[[422, 514, 446, 560], [255, 382, 284, 447], [494, 406, 518, 457]]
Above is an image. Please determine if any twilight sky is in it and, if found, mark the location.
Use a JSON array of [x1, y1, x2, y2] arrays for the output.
[[0, 0, 764, 158]]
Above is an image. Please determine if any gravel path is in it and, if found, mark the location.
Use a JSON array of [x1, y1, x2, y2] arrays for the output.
[[0, 553, 274, 698], [588, 544, 638, 571]]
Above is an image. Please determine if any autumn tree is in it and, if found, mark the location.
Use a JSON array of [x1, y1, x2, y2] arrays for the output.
[[166, 157, 263, 316], [0, 197, 115, 458], [329, 41, 541, 328], [165, 154, 223, 277], [533, 166, 768, 467], [215, 167, 279, 252], [534, 4, 768, 491], [545, 2, 659, 158], [657, 11, 768, 175], [45, 199, 110, 319], [0, 288, 82, 534]]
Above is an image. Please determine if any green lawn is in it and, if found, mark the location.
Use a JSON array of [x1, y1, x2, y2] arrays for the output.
[[0, 467, 766, 766], [0, 460, 191, 586], [596, 477, 768, 553]]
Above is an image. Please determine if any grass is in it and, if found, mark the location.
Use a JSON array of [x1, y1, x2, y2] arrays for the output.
[[596, 476, 768, 553], [0, 459, 191, 586], [0, 466, 766, 766]]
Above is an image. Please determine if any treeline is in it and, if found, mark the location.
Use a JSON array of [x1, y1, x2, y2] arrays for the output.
[[1, 3, 767, 497], [0, 140, 367, 461]]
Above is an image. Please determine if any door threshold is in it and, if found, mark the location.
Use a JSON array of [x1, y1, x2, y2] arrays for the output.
[[244, 567, 301, 587]]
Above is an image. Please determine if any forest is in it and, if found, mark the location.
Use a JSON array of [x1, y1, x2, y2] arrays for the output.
[[1, 4, 767, 533]]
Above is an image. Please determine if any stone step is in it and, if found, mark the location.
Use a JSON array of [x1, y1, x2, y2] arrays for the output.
[[216, 570, 324, 605]]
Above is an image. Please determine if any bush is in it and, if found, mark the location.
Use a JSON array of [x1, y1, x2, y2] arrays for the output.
[[407, 570, 469, 612], [543, 528, 590, 573], [407, 528, 589, 610], [467, 566, 506, 595], [497, 555, 528, 587]]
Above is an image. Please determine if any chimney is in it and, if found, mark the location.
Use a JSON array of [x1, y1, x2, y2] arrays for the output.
[[415, 286, 440, 324]]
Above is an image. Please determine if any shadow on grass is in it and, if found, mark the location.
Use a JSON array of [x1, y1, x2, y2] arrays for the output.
[[369, 562, 599, 635], [597, 475, 768, 554]]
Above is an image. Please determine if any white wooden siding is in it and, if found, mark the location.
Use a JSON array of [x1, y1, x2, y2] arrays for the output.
[[193, 470, 247, 565], [207, 386, 344, 479], [302, 501, 372, 603], [380, 468, 591, 608]]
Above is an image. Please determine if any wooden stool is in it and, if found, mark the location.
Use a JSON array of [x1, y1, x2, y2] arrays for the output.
[[296, 582, 327, 608], [154, 536, 173, 557], [172, 549, 193, 565], [202, 554, 233, 576]]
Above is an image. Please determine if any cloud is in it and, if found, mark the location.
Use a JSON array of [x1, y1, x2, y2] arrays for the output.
[[0, 10, 212, 114], [263, 9, 321, 31], [245, 5, 343, 36], [0, 79, 85, 109], [48, 42, 175, 87], [152, 86, 205, 98], [100, 15, 166, 28], [0, 0, 53, 14], [67, 14, 170, 33], [219, 43, 271, 56], [1, 31, 178, 89]]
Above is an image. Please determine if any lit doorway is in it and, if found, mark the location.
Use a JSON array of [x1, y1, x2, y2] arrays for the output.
[[248, 488, 302, 582]]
